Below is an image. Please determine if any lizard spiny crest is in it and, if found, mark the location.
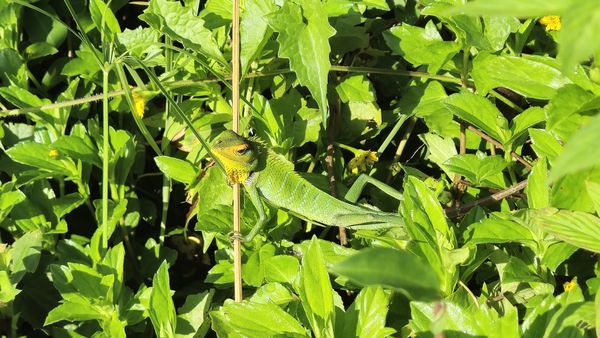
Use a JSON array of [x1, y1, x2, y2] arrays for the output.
[[212, 130, 258, 184]]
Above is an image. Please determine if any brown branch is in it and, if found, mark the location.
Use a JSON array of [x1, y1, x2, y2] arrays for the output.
[[466, 125, 532, 169], [444, 180, 528, 218], [325, 85, 346, 245], [453, 123, 467, 188]]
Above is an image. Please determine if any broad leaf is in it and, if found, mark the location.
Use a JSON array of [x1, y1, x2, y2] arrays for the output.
[[269, 0, 335, 122]]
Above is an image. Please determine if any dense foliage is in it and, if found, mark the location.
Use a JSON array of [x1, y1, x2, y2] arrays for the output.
[[1, 0, 599, 337]]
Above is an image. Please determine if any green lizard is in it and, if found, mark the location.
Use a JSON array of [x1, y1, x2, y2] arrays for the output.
[[211, 130, 405, 241]]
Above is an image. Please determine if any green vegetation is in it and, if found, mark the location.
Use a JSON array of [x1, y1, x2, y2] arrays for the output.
[[0, 0, 599, 337]]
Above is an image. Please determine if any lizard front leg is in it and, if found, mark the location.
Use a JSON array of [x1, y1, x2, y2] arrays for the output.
[[242, 184, 267, 242]]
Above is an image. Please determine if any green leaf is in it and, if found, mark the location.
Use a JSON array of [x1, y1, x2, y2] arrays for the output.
[[0, 186, 25, 224], [331, 248, 441, 301], [550, 167, 600, 212], [24, 42, 58, 61], [51, 193, 86, 220], [6, 142, 77, 176], [9, 230, 43, 283], [264, 255, 300, 285], [546, 84, 597, 141], [558, 2, 600, 71], [241, 0, 276, 75], [549, 114, 600, 182], [0, 85, 46, 110], [421, 133, 457, 178], [471, 53, 573, 99], [483, 16, 521, 52], [507, 107, 545, 146], [90, 0, 121, 39], [541, 242, 577, 272], [0, 48, 26, 87], [242, 243, 275, 287], [384, 21, 460, 73], [176, 290, 214, 338], [445, 154, 507, 189], [329, 9, 369, 56], [193, 166, 231, 216], [210, 299, 308, 337], [410, 298, 520, 338], [465, 215, 537, 249], [117, 27, 161, 60], [587, 180, 600, 216], [250, 282, 295, 306], [92, 199, 128, 257], [141, 0, 225, 64], [444, 91, 510, 144], [335, 74, 382, 140], [149, 261, 177, 338], [292, 106, 322, 147], [269, 0, 335, 122], [526, 159, 550, 209], [155, 156, 198, 185], [534, 209, 600, 253], [297, 237, 335, 337], [400, 176, 461, 295], [53, 135, 101, 168], [44, 300, 107, 325], [354, 286, 395, 338], [0, 271, 20, 303], [503, 257, 544, 284], [529, 129, 563, 163]]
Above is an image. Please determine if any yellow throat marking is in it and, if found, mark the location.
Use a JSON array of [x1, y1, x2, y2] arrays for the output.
[[213, 143, 255, 184]]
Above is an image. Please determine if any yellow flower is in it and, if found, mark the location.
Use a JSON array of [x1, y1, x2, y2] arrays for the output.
[[132, 91, 145, 118], [539, 15, 561, 31], [48, 149, 59, 158], [348, 150, 378, 174], [563, 278, 577, 292]]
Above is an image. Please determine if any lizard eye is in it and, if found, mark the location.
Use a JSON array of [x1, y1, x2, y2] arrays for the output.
[[236, 146, 250, 155]]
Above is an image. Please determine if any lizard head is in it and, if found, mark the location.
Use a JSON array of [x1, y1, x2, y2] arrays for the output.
[[212, 130, 258, 184]]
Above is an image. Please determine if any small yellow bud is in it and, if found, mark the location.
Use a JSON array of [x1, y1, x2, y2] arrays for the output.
[[48, 149, 59, 158], [132, 91, 145, 118], [563, 278, 577, 292], [539, 16, 561, 31]]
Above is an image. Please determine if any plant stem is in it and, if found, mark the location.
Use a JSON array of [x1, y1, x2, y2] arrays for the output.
[[466, 125, 532, 169], [386, 116, 417, 183], [231, 0, 243, 303], [102, 66, 110, 249], [445, 180, 528, 218]]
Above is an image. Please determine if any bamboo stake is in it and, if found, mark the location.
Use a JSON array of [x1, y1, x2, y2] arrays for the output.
[[231, 0, 243, 302]]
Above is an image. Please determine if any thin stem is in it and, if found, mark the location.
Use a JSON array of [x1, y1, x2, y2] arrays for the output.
[[461, 48, 469, 88], [466, 125, 532, 169], [330, 65, 463, 84], [231, 0, 243, 303], [453, 123, 467, 188], [445, 180, 528, 218], [102, 67, 110, 249], [0, 90, 124, 117], [386, 116, 417, 183], [160, 35, 174, 246], [490, 89, 523, 113], [377, 114, 409, 155]]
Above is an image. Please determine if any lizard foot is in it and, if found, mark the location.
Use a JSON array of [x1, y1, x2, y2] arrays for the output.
[[228, 231, 245, 243]]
